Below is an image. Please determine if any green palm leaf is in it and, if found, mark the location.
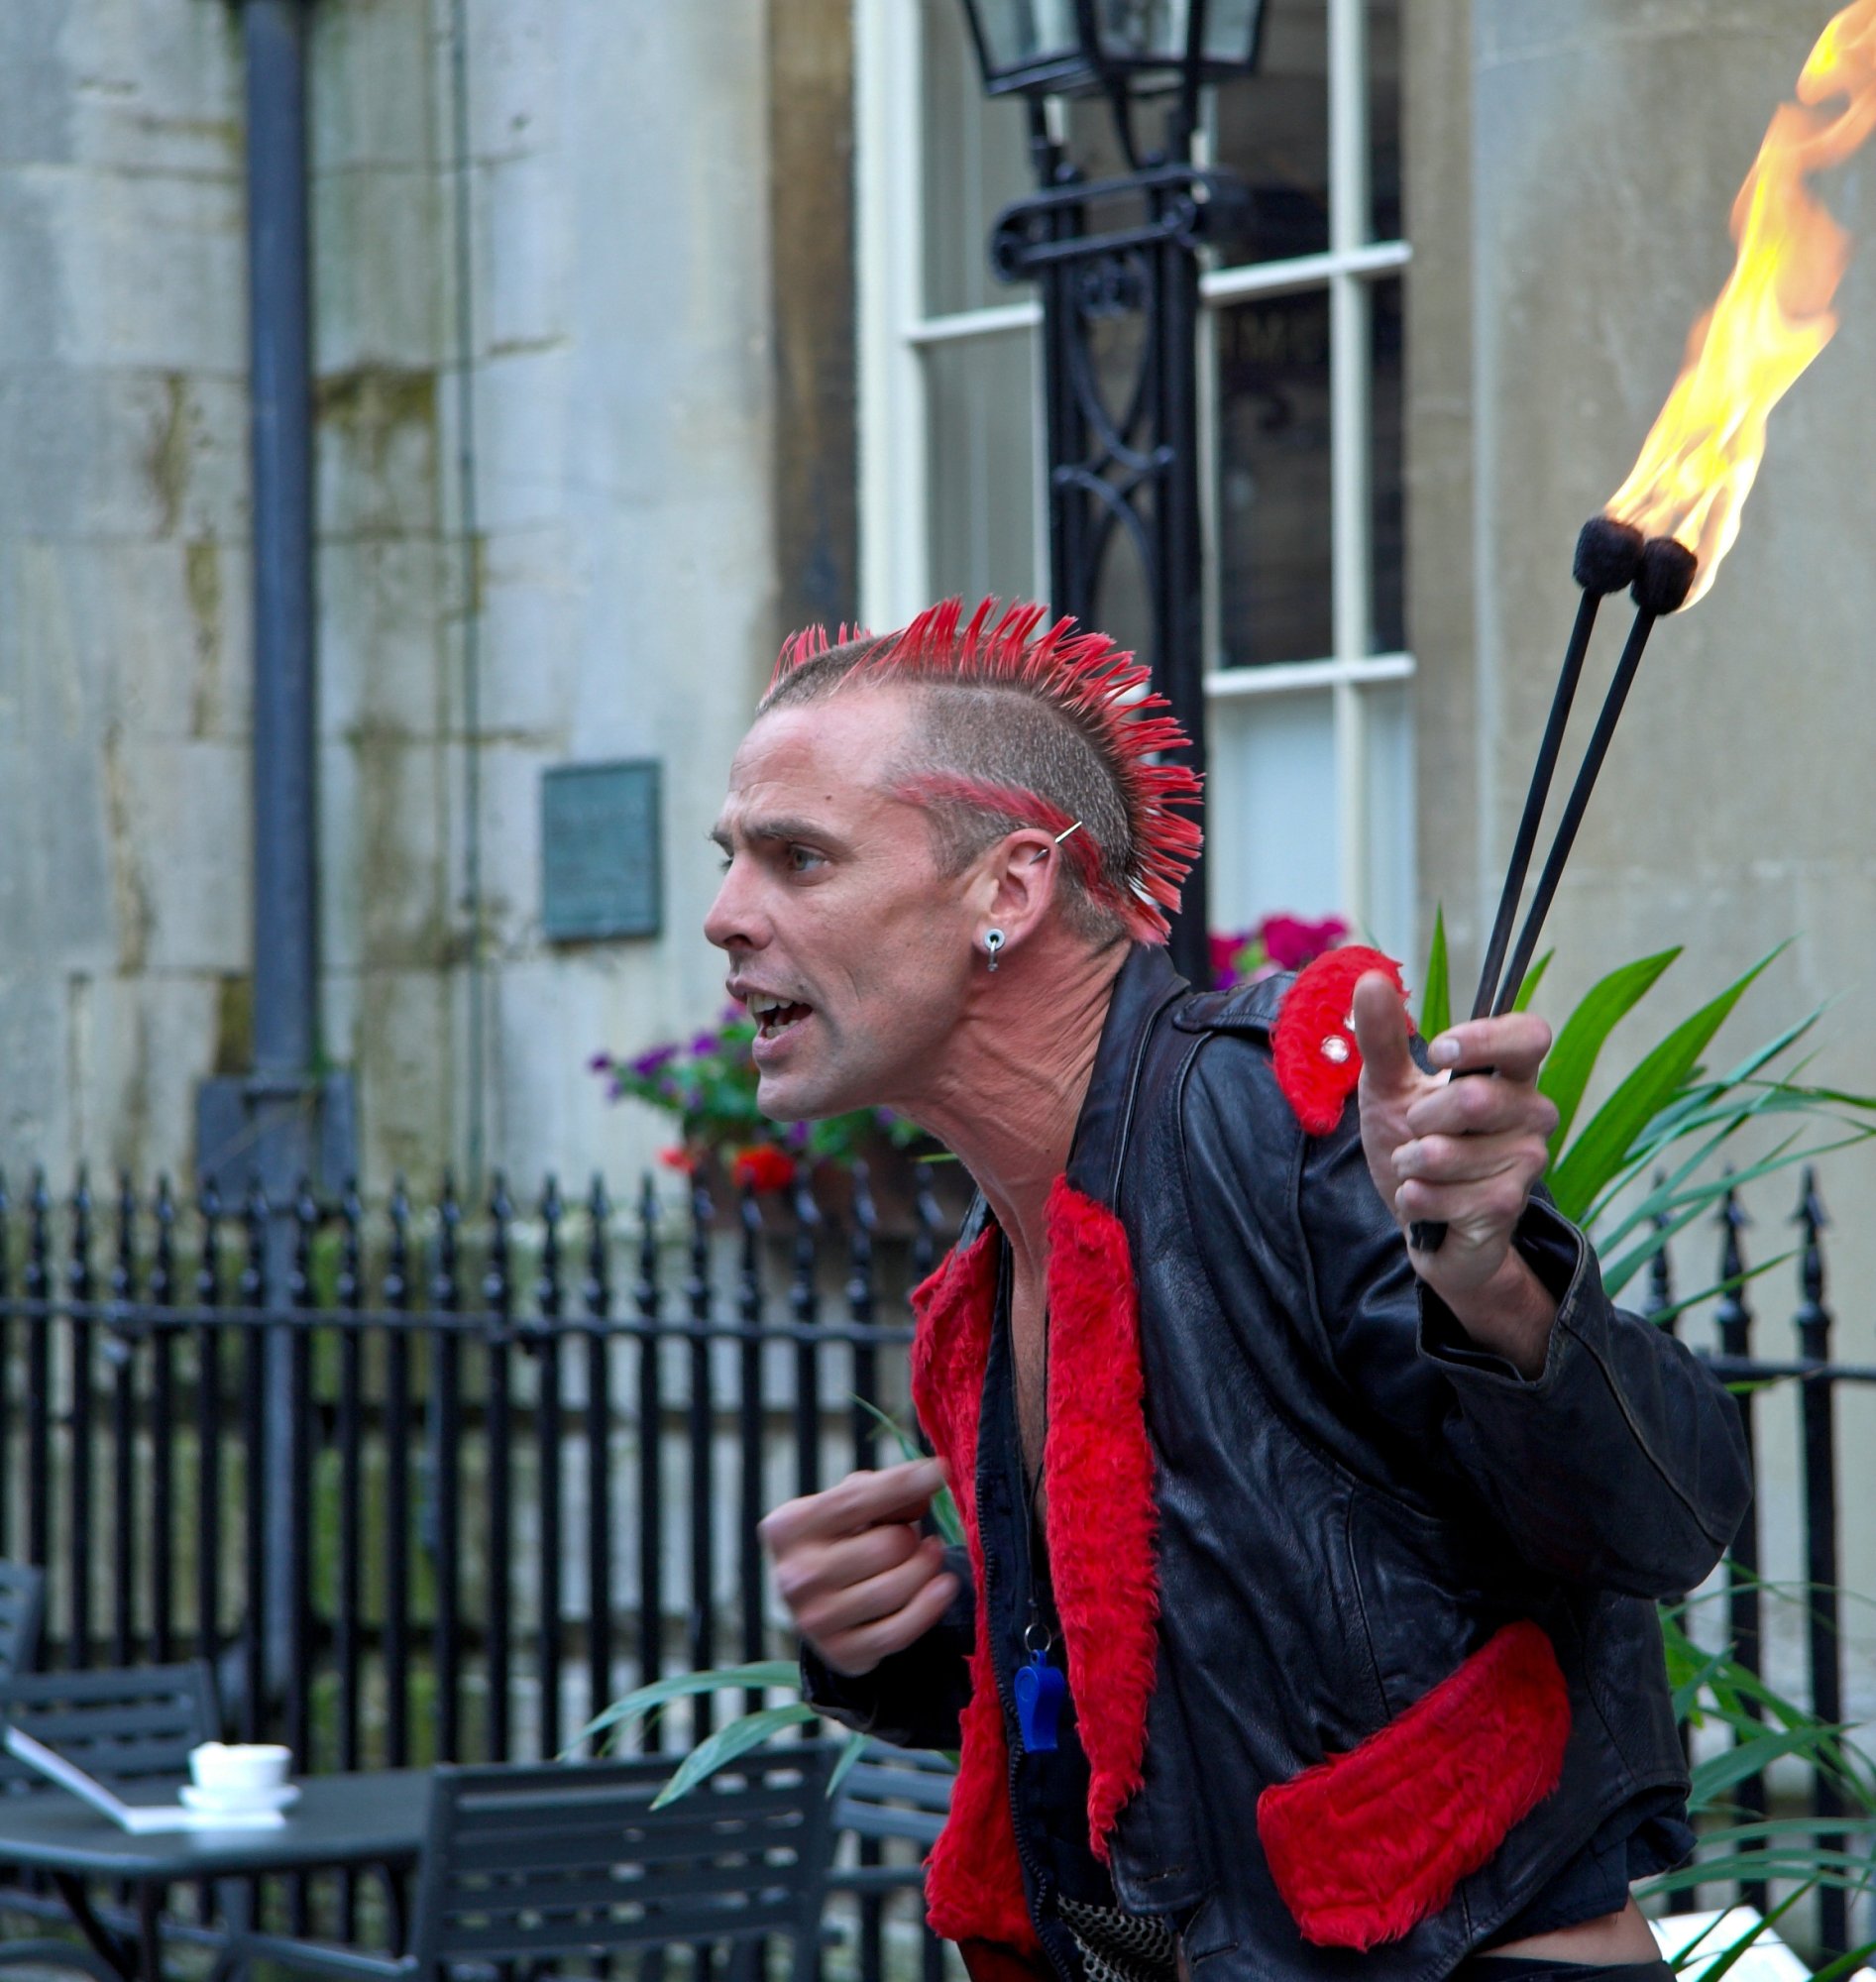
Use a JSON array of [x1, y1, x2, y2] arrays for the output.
[[650, 1704, 820, 1808], [1548, 950, 1780, 1221], [569, 1660, 801, 1751], [1419, 909, 1451, 1041], [1538, 946, 1682, 1161]]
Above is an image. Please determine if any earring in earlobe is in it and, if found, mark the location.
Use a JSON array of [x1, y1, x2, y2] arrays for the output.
[[984, 929, 1006, 972]]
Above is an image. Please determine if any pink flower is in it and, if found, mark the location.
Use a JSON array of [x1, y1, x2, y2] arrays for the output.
[[1210, 932, 1249, 990], [1261, 914, 1348, 972], [658, 1147, 696, 1174]]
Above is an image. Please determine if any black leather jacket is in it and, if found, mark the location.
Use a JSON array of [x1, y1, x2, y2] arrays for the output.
[[807, 945, 1752, 1982]]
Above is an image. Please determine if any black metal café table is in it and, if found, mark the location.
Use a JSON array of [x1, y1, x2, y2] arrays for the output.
[[0, 1770, 431, 1982]]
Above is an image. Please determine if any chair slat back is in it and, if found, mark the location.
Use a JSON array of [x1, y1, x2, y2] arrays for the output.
[[833, 1744, 953, 1848], [0, 1567, 44, 1679], [0, 1661, 217, 1790], [408, 1746, 838, 1979]]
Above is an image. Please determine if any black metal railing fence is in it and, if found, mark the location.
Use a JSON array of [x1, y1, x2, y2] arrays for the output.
[[0, 1160, 1872, 1957]]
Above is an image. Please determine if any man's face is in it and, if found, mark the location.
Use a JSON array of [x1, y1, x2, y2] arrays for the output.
[[705, 689, 975, 1124]]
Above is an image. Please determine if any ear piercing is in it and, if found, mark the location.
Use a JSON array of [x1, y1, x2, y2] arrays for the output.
[[984, 929, 1006, 971]]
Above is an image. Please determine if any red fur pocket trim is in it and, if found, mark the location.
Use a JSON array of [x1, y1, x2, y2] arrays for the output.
[[1271, 945, 1404, 1136], [1256, 1621, 1572, 1951]]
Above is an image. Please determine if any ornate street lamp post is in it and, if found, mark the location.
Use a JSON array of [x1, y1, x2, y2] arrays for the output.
[[953, 1, 1265, 987]]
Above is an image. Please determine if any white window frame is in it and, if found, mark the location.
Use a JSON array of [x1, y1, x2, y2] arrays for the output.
[[855, 0, 1411, 940]]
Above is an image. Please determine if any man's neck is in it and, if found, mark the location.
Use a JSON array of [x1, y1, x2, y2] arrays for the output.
[[901, 939, 1129, 1284]]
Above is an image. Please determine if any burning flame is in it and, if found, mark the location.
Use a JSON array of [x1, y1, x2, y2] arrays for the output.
[[1607, 0, 1876, 606]]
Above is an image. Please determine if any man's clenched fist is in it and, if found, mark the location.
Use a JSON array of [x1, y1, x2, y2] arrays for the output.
[[759, 1458, 958, 1677]]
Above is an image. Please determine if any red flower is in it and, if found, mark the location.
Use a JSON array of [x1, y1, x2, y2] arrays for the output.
[[1262, 914, 1349, 972], [732, 1147, 797, 1193], [658, 1147, 697, 1174]]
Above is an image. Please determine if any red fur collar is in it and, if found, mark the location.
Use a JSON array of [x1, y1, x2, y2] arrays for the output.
[[910, 1180, 1160, 1951]]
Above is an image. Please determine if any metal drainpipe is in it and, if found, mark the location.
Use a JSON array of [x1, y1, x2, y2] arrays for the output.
[[241, 0, 316, 1707]]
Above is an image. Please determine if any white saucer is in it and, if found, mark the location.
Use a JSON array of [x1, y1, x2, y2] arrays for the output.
[[180, 1783, 301, 1815]]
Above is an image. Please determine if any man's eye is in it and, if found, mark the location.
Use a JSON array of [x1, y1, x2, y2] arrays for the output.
[[786, 845, 826, 873]]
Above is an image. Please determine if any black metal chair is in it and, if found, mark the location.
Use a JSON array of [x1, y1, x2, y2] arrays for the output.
[[828, 1742, 952, 1899], [0, 1660, 218, 1791], [0, 1660, 220, 1982], [0, 1569, 43, 1680], [213, 1744, 841, 1982]]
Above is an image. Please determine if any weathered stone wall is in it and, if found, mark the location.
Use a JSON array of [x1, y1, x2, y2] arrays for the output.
[[1409, 0, 1876, 1691], [0, 1, 252, 1175], [0, 0, 788, 1193]]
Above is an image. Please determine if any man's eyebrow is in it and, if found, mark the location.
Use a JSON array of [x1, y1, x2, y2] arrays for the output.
[[708, 816, 846, 851]]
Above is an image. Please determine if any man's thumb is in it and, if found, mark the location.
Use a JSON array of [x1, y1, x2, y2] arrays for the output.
[[1351, 971, 1416, 1096]]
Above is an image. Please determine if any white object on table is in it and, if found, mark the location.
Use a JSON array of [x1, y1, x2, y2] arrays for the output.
[[4, 1726, 287, 1833]]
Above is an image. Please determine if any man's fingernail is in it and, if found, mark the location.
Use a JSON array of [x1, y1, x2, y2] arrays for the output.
[[1395, 1141, 1422, 1176], [1430, 1037, 1460, 1065]]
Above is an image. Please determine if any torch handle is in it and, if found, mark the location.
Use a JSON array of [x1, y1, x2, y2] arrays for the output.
[[1470, 589, 1602, 1021], [1406, 1064, 1493, 1256], [1492, 606, 1659, 1016], [1414, 608, 1660, 1255]]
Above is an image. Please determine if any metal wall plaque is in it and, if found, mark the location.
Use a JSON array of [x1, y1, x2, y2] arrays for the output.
[[541, 759, 663, 941]]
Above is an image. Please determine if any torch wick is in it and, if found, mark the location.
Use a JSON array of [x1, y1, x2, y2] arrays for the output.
[[1469, 586, 1603, 1021]]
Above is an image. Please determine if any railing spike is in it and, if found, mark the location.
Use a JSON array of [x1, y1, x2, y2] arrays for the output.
[[538, 1174, 564, 1322], [152, 1177, 175, 1309], [112, 1172, 137, 1308]]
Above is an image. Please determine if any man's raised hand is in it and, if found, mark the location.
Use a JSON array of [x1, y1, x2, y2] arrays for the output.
[[1350, 970, 1561, 1375], [759, 1459, 958, 1678]]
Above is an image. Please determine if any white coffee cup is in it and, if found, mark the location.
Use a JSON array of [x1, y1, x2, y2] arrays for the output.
[[189, 1742, 292, 1795]]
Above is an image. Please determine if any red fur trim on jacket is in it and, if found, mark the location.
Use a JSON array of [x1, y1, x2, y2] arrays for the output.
[[1043, 1178, 1160, 1861], [910, 1228, 1039, 1956], [1256, 1621, 1572, 1951], [1271, 946, 1404, 1136]]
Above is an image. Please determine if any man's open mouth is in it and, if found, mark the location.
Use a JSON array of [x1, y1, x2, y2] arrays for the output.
[[747, 994, 813, 1041]]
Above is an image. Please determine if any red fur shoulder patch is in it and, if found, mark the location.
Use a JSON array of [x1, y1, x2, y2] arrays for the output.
[[1271, 945, 1405, 1136], [1256, 1621, 1572, 1950], [1043, 1178, 1160, 1861]]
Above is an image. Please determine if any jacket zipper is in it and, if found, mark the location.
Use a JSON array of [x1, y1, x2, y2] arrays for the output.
[[979, 1367, 1079, 1982]]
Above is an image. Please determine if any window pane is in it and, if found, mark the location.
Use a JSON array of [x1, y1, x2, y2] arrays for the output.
[[1207, 692, 1341, 930], [1370, 0, 1402, 242], [1371, 274, 1404, 653], [1363, 682, 1414, 959], [1215, 288, 1334, 666], [921, 0, 1036, 317], [1209, 0, 1328, 267], [926, 332, 1042, 603]]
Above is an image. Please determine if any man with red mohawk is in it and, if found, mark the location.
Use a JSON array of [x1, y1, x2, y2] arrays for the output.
[[716, 603, 1747, 1982]]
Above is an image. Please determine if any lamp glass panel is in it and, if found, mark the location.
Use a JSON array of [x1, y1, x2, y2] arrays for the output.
[[1203, 0, 1265, 62], [1093, 0, 1187, 61], [972, 0, 1082, 72]]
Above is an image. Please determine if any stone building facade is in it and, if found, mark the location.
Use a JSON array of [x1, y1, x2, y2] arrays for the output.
[[3, 1, 1874, 1605]]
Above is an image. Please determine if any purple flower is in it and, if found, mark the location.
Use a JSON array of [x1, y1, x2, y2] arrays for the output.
[[588, 1051, 613, 1073], [690, 1031, 721, 1057], [785, 1121, 811, 1150], [628, 1044, 679, 1079]]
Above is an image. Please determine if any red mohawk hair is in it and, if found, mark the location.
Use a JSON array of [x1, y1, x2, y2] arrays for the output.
[[764, 598, 1203, 944]]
